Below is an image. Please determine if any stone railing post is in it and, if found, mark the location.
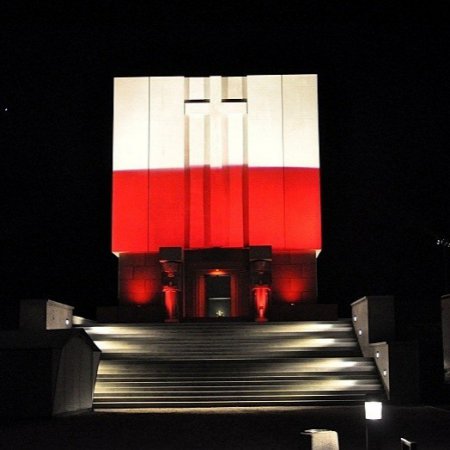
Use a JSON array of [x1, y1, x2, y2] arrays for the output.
[[351, 296, 419, 403]]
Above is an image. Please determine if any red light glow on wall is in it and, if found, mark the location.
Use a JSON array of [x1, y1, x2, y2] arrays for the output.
[[271, 251, 317, 303], [273, 280, 305, 303], [120, 278, 158, 305]]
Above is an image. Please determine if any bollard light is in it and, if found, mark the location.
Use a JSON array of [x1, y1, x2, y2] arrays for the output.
[[400, 437, 417, 449], [301, 429, 340, 449], [365, 401, 383, 449], [365, 401, 382, 420]]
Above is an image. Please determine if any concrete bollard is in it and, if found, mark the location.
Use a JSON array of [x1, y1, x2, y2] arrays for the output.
[[400, 438, 417, 449], [299, 429, 339, 449]]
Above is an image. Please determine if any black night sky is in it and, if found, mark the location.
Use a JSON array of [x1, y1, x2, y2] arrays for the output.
[[1, 4, 449, 326]]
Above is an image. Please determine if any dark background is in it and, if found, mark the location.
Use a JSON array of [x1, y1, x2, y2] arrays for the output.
[[1, 4, 449, 325]]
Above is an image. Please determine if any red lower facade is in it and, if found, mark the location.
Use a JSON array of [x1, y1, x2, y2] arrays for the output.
[[112, 167, 321, 253]]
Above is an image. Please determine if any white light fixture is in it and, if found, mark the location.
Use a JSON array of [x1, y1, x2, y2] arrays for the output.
[[65, 318, 70, 326], [383, 370, 387, 376], [365, 401, 382, 420], [376, 351, 380, 358], [358, 329, 362, 336], [353, 315, 357, 322]]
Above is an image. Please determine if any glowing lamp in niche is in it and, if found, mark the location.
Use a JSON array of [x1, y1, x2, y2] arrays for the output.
[[365, 401, 382, 420]]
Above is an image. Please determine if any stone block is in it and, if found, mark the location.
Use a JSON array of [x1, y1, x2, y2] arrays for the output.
[[302, 262, 317, 277], [20, 299, 73, 331], [159, 247, 183, 262], [290, 251, 315, 264], [120, 253, 146, 267], [299, 429, 339, 449], [351, 296, 395, 356], [0, 329, 100, 417], [371, 341, 419, 403], [120, 266, 134, 280], [272, 251, 292, 264], [133, 266, 154, 279], [145, 252, 160, 266], [272, 264, 302, 279]]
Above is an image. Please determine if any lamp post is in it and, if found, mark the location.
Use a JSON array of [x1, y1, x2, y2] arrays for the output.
[[365, 401, 383, 450]]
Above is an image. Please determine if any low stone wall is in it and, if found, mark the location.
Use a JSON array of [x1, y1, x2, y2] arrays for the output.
[[20, 299, 73, 330], [351, 296, 420, 403], [0, 328, 100, 417]]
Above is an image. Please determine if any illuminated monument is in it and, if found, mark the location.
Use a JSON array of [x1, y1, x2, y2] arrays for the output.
[[112, 75, 321, 321]]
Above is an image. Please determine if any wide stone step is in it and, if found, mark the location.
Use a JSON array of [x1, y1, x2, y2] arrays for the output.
[[93, 394, 371, 408], [94, 392, 383, 402], [86, 321, 353, 332], [98, 371, 376, 378], [87, 329, 355, 336], [97, 372, 379, 381], [85, 321, 384, 409], [94, 344, 357, 351], [96, 375, 381, 383], [97, 357, 375, 370], [94, 384, 383, 394], [94, 392, 373, 401]]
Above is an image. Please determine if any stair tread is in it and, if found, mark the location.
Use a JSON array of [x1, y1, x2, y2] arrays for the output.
[[85, 321, 384, 409]]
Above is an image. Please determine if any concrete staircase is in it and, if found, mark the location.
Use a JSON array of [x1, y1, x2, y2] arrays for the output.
[[84, 320, 384, 408]]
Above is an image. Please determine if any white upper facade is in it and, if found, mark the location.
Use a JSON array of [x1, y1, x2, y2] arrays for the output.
[[113, 75, 320, 171]]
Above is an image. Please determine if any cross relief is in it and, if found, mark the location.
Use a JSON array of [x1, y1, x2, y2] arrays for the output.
[[184, 79, 247, 168]]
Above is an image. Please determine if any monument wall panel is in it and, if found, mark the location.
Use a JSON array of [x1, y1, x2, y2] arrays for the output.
[[112, 75, 321, 254]]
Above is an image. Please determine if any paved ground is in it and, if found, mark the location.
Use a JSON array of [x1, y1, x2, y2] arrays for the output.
[[2, 405, 450, 449]]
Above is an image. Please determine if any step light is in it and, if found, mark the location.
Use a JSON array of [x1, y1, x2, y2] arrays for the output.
[[365, 401, 382, 420]]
